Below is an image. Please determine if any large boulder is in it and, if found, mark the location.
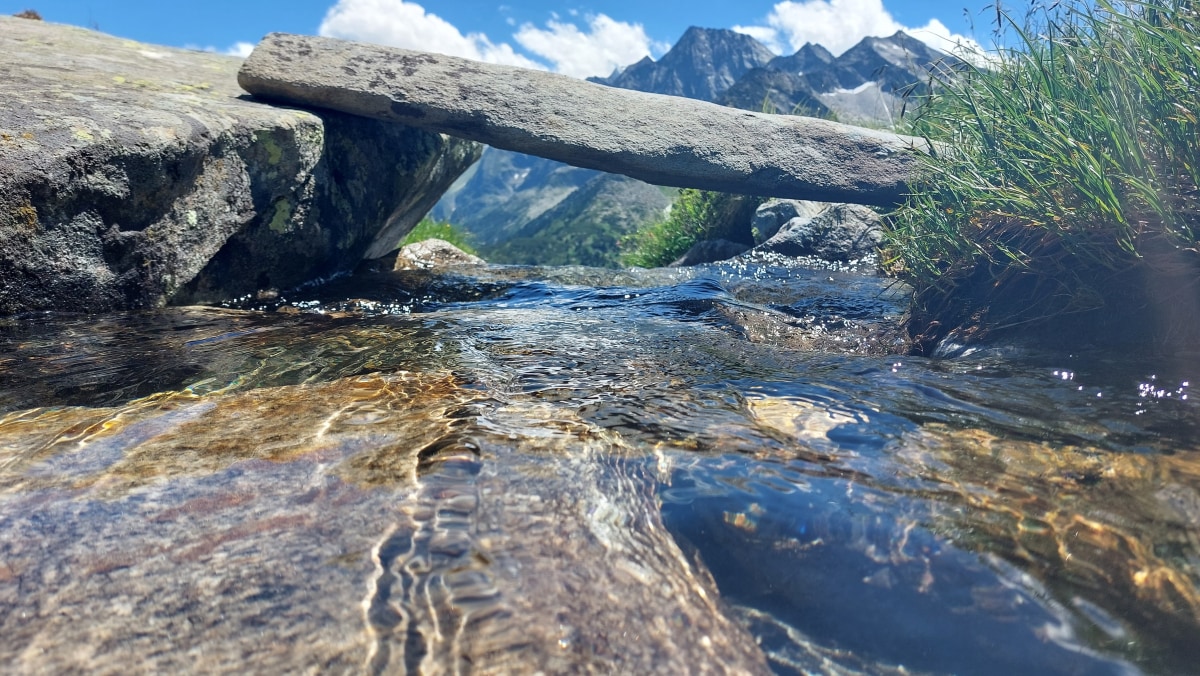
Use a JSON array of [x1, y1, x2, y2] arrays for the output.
[[238, 33, 932, 207], [750, 198, 828, 244], [0, 17, 480, 314], [753, 202, 883, 262]]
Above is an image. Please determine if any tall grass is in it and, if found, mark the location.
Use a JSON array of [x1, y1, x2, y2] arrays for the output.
[[887, 0, 1200, 349]]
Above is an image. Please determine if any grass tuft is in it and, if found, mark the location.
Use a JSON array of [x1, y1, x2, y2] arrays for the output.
[[886, 0, 1200, 351]]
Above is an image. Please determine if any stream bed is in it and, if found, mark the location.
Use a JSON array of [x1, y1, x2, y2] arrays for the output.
[[0, 259, 1196, 674]]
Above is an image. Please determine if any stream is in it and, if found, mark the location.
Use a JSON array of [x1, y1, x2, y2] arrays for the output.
[[0, 258, 1196, 674]]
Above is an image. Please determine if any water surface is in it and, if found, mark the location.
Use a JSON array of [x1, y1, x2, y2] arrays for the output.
[[0, 259, 1195, 673]]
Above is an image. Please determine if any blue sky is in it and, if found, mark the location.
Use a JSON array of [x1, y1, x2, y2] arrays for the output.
[[6, 0, 1000, 77]]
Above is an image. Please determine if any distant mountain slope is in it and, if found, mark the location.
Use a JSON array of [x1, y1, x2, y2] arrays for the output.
[[828, 31, 957, 95], [588, 26, 776, 100], [484, 174, 673, 268], [767, 43, 835, 75], [431, 148, 599, 247]]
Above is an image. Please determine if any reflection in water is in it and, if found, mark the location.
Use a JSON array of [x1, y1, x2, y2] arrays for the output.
[[0, 261, 1195, 673], [662, 453, 1130, 675]]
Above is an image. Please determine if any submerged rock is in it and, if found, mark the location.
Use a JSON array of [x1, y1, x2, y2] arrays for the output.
[[0, 359, 769, 674], [0, 17, 479, 314], [3, 270, 1190, 672]]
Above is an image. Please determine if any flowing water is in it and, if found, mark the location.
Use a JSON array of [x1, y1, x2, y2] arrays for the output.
[[0, 258, 1197, 674]]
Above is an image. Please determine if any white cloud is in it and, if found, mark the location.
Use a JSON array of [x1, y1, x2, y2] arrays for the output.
[[317, 0, 663, 79], [730, 25, 786, 54], [225, 42, 255, 58], [187, 42, 258, 59], [318, 0, 543, 70], [905, 18, 991, 65], [740, 0, 984, 58], [514, 14, 666, 78]]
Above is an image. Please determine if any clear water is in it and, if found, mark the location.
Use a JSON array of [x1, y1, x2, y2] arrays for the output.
[[0, 260, 1196, 674]]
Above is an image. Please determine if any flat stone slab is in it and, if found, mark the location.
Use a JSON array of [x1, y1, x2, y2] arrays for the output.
[[239, 34, 931, 207]]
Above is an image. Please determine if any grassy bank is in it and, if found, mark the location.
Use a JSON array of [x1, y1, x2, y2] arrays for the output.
[[887, 0, 1200, 351]]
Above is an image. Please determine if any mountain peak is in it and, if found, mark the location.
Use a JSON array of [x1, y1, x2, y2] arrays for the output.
[[845, 31, 941, 61], [799, 42, 835, 56], [673, 25, 760, 47], [833, 30, 960, 92], [677, 25, 713, 41], [593, 26, 774, 101], [767, 42, 835, 75]]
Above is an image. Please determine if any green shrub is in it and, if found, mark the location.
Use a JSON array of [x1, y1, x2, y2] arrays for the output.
[[619, 189, 761, 268], [887, 0, 1200, 349], [399, 216, 478, 256]]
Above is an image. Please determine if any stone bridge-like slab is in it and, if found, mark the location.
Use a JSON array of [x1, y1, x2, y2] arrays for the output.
[[239, 33, 931, 207]]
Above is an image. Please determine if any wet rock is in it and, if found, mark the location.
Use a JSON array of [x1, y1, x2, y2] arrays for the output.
[[753, 202, 883, 262], [0, 371, 770, 674], [0, 17, 480, 314], [0, 372, 479, 672], [393, 238, 485, 270], [376, 404, 771, 674], [670, 239, 751, 267], [238, 33, 932, 206], [750, 198, 828, 244]]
